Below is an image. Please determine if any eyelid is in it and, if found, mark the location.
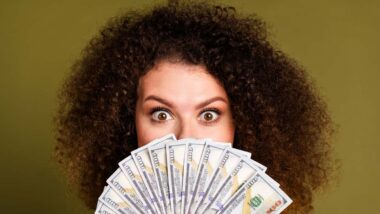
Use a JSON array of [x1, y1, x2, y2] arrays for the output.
[[149, 106, 172, 115], [199, 107, 221, 114]]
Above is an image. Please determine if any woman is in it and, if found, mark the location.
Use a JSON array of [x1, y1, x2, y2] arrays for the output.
[[54, 1, 335, 213]]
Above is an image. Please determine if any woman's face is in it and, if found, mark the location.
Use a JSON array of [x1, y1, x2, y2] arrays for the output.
[[135, 60, 235, 146]]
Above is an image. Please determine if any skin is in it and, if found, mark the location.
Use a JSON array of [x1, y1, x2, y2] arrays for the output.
[[135, 60, 235, 146]]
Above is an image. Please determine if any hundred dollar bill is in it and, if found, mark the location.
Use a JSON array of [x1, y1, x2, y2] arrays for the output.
[[166, 140, 188, 214], [180, 138, 206, 214], [217, 171, 292, 214], [186, 140, 231, 214], [119, 156, 155, 214], [107, 168, 147, 213], [198, 154, 269, 214], [95, 201, 117, 214], [193, 147, 248, 213], [99, 186, 139, 214], [131, 134, 176, 214], [148, 144, 172, 214]]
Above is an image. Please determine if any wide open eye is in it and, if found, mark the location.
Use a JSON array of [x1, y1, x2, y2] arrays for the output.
[[150, 107, 173, 122], [198, 108, 221, 123]]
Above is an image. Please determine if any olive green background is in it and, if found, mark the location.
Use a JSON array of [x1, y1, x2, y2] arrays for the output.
[[1, 0, 379, 213]]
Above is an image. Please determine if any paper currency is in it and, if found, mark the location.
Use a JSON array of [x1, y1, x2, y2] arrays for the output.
[[166, 140, 188, 214], [96, 134, 292, 214], [131, 134, 177, 214], [95, 201, 117, 214], [193, 147, 246, 213], [119, 156, 155, 214], [217, 171, 292, 214], [200, 156, 264, 214], [186, 140, 231, 214], [107, 168, 148, 213], [180, 139, 206, 214], [99, 186, 140, 214], [149, 144, 171, 214]]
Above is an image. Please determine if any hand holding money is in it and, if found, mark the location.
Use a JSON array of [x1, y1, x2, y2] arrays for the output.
[[95, 134, 292, 214]]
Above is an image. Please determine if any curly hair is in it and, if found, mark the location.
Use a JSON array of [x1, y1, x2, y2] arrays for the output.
[[54, 1, 335, 213]]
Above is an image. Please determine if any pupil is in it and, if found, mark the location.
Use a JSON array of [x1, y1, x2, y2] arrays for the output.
[[158, 113, 167, 120], [205, 113, 213, 121]]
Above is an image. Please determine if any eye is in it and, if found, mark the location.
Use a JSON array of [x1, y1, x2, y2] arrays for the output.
[[199, 108, 221, 123], [150, 107, 173, 122]]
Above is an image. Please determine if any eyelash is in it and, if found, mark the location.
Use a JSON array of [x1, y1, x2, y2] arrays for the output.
[[149, 106, 221, 124]]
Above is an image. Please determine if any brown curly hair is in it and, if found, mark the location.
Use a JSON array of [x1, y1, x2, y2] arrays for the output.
[[54, 1, 335, 213]]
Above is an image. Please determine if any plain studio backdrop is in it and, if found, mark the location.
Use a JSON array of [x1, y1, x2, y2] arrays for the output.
[[0, 0, 379, 213]]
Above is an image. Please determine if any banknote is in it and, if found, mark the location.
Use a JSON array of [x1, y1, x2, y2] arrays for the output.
[[95, 201, 117, 214], [166, 140, 188, 214], [149, 144, 171, 214], [96, 134, 292, 214], [131, 134, 177, 214], [99, 186, 139, 214], [180, 139, 206, 214], [107, 168, 148, 213], [201, 155, 267, 214], [186, 140, 231, 214], [193, 147, 247, 213], [118, 156, 155, 214], [217, 171, 292, 214]]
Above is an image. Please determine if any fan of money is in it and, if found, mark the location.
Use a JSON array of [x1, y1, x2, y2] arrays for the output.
[[96, 134, 292, 214]]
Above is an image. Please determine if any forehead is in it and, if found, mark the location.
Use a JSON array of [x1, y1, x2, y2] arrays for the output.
[[137, 61, 228, 102]]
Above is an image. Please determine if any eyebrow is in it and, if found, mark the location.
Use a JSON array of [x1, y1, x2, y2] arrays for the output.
[[143, 95, 228, 109]]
